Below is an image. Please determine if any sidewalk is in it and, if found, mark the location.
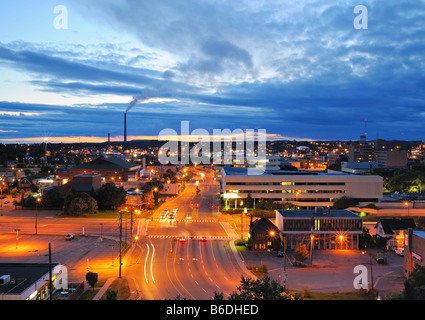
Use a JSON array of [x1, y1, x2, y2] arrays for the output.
[[92, 277, 116, 300]]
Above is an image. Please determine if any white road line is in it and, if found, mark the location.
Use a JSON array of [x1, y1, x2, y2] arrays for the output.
[[144, 243, 150, 284], [150, 242, 156, 283]]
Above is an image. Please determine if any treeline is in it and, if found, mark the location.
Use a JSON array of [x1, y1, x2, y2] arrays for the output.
[[363, 165, 425, 194], [15, 182, 127, 216]]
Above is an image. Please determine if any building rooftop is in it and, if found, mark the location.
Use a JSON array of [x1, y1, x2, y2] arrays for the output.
[[376, 218, 416, 235], [222, 166, 351, 177], [250, 217, 280, 233], [276, 209, 362, 219], [72, 157, 139, 170], [413, 230, 425, 239], [0, 263, 59, 295]]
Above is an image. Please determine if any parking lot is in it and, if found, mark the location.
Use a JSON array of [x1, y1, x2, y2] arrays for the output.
[[240, 248, 406, 298], [0, 234, 120, 283]]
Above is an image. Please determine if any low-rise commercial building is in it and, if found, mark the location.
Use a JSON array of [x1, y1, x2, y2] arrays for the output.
[[59, 157, 141, 182], [275, 208, 363, 250], [404, 229, 425, 279], [0, 263, 66, 300]]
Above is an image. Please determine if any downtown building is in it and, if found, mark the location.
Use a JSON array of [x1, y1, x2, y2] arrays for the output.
[[275, 208, 363, 250], [220, 167, 383, 209]]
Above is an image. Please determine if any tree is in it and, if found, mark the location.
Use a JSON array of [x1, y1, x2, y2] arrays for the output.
[[403, 266, 425, 300], [227, 275, 300, 300], [63, 192, 97, 216], [42, 188, 64, 209], [85, 272, 98, 291], [332, 196, 359, 209], [293, 243, 309, 264], [162, 169, 177, 183], [141, 180, 163, 206], [96, 182, 127, 211], [417, 217, 425, 230], [106, 289, 118, 300]]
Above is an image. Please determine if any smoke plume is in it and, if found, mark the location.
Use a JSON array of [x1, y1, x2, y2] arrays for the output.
[[126, 90, 154, 113]]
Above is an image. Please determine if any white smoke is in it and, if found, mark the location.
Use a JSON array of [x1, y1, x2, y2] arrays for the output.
[[126, 89, 155, 113]]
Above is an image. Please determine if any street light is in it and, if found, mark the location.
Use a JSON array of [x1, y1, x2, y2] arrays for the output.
[[404, 201, 410, 217], [35, 197, 41, 235], [309, 234, 315, 265], [339, 234, 345, 249]]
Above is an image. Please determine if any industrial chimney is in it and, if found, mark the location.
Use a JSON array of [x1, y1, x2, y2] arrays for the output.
[[124, 113, 127, 143]]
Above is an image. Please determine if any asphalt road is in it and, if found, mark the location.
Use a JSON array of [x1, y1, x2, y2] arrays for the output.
[[123, 169, 249, 300]]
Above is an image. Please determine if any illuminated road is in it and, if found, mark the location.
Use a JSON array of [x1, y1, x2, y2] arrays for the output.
[[123, 168, 250, 300], [125, 237, 248, 300], [0, 168, 251, 300]]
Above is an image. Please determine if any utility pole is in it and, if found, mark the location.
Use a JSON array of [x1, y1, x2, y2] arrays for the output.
[[48, 243, 53, 301], [119, 210, 122, 278], [130, 208, 133, 242]]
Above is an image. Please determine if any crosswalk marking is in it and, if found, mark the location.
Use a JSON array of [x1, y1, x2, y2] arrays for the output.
[[147, 235, 234, 240], [153, 219, 217, 223]]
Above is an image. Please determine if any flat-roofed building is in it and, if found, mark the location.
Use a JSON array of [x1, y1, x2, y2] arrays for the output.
[[404, 229, 425, 279], [220, 167, 383, 209], [58, 157, 141, 182], [0, 263, 66, 300], [276, 208, 363, 250]]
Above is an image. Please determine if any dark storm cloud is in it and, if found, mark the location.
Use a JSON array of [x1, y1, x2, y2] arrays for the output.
[[1, 0, 425, 141]]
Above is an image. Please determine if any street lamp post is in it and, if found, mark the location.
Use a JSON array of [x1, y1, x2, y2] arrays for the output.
[[309, 234, 315, 266], [15, 228, 20, 249], [119, 210, 123, 278], [404, 201, 410, 217], [35, 197, 41, 235]]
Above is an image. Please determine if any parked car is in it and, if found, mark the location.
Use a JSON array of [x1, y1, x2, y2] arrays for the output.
[[4, 200, 10, 204], [376, 255, 385, 264], [395, 248, 404, 256], [277, 251, 284, 257], [65, 233, 74, 240]]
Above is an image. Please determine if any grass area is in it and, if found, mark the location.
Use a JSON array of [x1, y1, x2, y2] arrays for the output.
[[298, 290, 377, 300], [79, 288, 99, 300], [234, 239, 248, 251], [101, 278, 131, 300]]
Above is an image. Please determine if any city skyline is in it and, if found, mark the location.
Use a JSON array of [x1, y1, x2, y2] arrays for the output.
[[1, 0, 425, 143]]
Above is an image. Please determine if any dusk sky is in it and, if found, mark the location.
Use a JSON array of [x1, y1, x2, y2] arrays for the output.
[[0, 0, 424, 144]]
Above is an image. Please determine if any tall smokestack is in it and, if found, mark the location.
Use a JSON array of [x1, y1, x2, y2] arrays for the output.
[[124, 113, 127, 143]]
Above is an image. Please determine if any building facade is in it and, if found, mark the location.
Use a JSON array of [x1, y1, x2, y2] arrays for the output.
[[220, 167, 383, 209], [275, 208, 363, 250], [375, 218, 416, 251], [404, 229, 425, 279], [59, 157, 141, 182], [248, 217, 281, 252], [0, 263, 66, 300]]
